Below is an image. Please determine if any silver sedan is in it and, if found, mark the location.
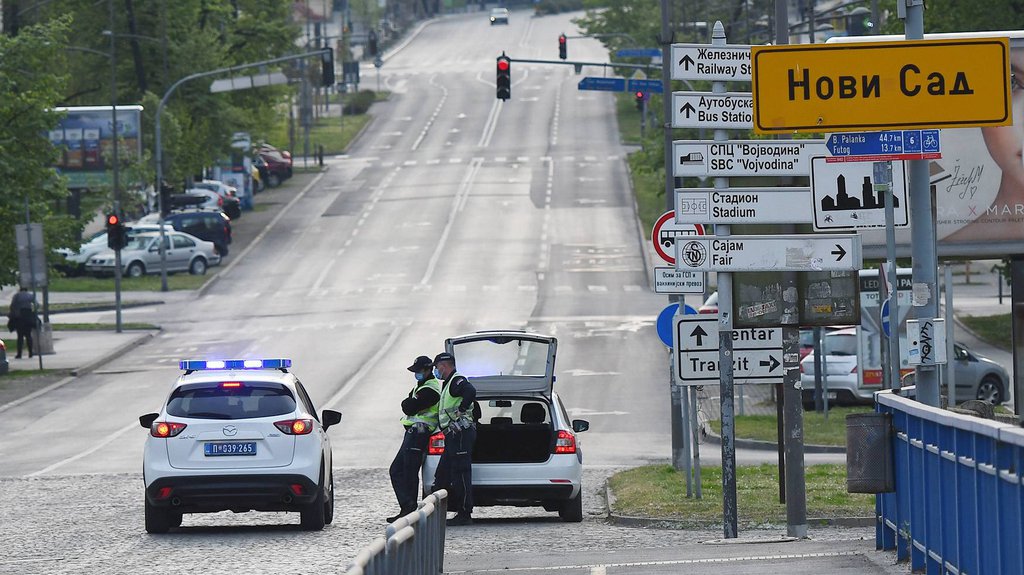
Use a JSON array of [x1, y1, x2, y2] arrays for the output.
[[86, 231, 221, 277]]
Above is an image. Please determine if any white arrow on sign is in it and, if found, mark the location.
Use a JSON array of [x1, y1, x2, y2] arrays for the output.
[[673, 317, 783, 352], [671, 44, 752, 81], [673, 140, 826, 178], [673, 316, 783, 384], [674, 234, 862, 272], [675, 188, 812, 224], [672, 92, 753, 129]]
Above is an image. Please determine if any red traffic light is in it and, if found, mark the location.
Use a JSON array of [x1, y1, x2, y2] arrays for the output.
[[634, 91, 645, 100], [558, 35, 566, 44], [497, 58, 510, 71], [107, 214, 120, 226]]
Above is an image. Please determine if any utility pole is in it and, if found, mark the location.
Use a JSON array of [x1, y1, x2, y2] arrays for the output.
[[106, 0, 123, 333]]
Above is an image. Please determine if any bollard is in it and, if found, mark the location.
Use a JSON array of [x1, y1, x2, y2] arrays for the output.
[[386, 525, 415, 575]]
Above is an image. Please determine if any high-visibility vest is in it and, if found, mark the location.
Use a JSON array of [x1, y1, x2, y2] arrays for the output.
[[401, 377, 441, 432], [438, 372, 475, 430]]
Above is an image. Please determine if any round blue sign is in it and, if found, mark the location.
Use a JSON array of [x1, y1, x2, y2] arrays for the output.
[[656, 303, 699, 348], [880, 297, 891, 338]]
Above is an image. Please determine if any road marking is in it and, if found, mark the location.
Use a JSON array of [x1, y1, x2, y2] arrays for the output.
[[419, 157, 483, 285], [478, 99, 502, 148], [412, 76, 448, 151], [447, 551, 864, 573], [27, 420, 138, 477], [0, 375, 76, 415], [323, 327, 405, 410], [590, 568, 606, 575]]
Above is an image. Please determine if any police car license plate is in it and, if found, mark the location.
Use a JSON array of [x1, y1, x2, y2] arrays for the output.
[[204, 442, 257, 456]]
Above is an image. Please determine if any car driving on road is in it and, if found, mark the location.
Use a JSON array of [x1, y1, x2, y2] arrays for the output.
[[421, 331, 589, 522], [139, 358, 342, 533], [489, 8, 509, 24]]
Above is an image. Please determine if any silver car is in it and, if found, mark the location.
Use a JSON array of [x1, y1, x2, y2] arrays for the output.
[[61, 224, 174, 272], [86, 231, 221, 277]]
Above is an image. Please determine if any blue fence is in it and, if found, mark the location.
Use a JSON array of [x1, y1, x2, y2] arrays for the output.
[[875, 390, 1024, 574]]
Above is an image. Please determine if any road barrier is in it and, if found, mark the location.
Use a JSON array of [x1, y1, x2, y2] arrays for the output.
[[874, 389, 1024, 573], [344, 489, 448, 575]]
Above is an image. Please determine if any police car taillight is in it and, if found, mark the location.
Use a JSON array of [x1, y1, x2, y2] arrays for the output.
[[151, 421, 187, 438], [275, 419, 313, 435], [554, 430, 576, 454], [428, 432, 445, 455]]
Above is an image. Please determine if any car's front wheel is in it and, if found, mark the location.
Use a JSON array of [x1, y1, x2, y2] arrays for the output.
[[323, 473, 335, 525], [267, 173, 282, 188], [300, 469, 327, 531], [977, 376, 1005, 404], [126, 261, 146, 278], [559, 492, 583, 523], [144, 498, 172, 534], [189, 257, 207, 276]]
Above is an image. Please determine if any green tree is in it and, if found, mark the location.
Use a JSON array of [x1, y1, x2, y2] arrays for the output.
[[877, 0, 1024, 33]]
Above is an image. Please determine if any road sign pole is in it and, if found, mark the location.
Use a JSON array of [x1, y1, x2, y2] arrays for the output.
[[680, 376, 693, 496], [709, 22, 738, 540], [944, 265, 956, 404], [904, 4, 940, 407], [690, 386, 703, 499], [874, 161, 902, 392]]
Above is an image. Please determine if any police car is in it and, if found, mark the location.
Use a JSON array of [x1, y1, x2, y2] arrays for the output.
[[139, 359, 342, 533], [422, 331, 589, 522]]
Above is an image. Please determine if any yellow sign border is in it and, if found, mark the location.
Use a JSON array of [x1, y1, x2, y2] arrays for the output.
[[752, 38, 1011, 134]]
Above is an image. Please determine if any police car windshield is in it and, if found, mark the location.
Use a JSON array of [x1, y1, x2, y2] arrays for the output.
[[166, 382, 297, 419]]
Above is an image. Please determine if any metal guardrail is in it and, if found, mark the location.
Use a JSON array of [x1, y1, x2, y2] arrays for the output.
[[875, 389, 1024, 574], [344, 489, 448, 575]]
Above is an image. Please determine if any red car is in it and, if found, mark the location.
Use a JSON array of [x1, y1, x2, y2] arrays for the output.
[[256, 144, 293, 188]]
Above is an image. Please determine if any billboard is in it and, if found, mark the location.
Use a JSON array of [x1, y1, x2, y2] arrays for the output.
[[829, 33, 1024, 259], [51, 105, 143, 189]]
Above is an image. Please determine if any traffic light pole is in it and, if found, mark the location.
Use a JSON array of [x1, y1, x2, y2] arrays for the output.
[[108, 0, 123, 334], [506, 57, 660, 74]]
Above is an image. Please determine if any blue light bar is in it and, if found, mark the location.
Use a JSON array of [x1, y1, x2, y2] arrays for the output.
[[179, 358, 292, 371]]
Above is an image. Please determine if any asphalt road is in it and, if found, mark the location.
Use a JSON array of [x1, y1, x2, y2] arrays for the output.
[[0, 8, 880, 574]]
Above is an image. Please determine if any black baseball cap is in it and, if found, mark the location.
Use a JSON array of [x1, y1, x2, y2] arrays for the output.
[[407, 355, 433, 372], [433, 352, 455, 365]]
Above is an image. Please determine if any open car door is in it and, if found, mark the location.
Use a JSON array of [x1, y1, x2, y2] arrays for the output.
[[445, 331, 557, 397]]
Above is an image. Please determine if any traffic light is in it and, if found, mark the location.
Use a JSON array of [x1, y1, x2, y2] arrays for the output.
[[847, 7, 872, 36], [558, 34, 567, 60], [496, 54, 511, 101], [321, 47, 335, 87], [106, 213, 127, 250], [634, 90, 646, 111]]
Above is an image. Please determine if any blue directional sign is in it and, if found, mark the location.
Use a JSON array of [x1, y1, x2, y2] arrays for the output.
[[881, 298, 891, 338], [657, 303, 698, 348], [627, 78, 664, 94], [826, 130, 941, 160], [577, 76, 626, 92], [615, 48, 662, 59]]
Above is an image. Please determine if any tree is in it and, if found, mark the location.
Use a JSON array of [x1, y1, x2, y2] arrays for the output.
[[877, 0, 1024, 33]]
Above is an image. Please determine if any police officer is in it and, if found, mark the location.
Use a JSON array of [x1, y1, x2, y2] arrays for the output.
[[387, 355, 441, 523], [430, 351, 477, 526]]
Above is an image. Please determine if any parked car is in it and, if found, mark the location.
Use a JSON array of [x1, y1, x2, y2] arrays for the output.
[[136, 210, 232, 257], [86, 231, 221, 277], [191, 180, 242, 219], [257, 144, 293, 188], [899, 344, 1010, 405], [182, 188, 241, 220], [58, 224, 176, 276], [698, 291, 718, 314], [0, 340, 8, 375], [421, 330, 589, 522], [489, 7, 510, 24]]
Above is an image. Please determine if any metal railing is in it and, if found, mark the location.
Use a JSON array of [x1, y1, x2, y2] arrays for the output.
[[875, 389, 1024, 574], [344, 489, 447, 575]]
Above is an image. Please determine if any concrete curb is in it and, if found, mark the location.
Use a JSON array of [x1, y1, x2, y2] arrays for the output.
[[70, 331, 157, 377], [604, 480, 875, 530], [703, 428, 847, 454], [46, 301, 165, 315]]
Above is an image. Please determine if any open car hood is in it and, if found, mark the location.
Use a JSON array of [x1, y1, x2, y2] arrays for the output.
[[445, 331, 557, 396]]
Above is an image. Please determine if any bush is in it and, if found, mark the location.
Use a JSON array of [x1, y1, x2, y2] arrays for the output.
[[342, 90, 377, 115]]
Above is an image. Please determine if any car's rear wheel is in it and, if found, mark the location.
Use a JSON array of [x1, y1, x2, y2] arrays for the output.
[[144, 498, 172, 534], [976, 376, 1005, 404], [267, 173, 281, 188], [323, 473, 335, 525], [189, 257, 207, 276], [126, 261, 146, 278], [559, 492, 583, 523], [300, 468, 327, 531]]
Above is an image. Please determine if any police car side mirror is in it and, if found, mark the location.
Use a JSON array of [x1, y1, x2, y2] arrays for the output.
[[322, 409, 342, 430], [139, 413, 159, 429], [572, 419, 589, 433]]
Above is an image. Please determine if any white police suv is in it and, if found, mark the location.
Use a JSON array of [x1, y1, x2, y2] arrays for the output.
[[422, 331, 589, 522], [139, 359, 342, 533]]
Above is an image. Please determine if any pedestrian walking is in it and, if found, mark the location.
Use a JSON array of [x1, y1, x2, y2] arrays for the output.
[[430, 351, 477, 526], [387, 355, 441, 523], [8, 287, 37, 359]]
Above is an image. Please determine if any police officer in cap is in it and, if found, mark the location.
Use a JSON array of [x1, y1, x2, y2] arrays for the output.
[[430, 351, 477, 526], [387, 355, 441, 523]]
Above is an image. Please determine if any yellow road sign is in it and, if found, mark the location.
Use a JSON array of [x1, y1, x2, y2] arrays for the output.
[[751, 38, 1011, 134]]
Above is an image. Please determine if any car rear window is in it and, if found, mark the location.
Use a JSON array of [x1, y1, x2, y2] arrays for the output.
[[825, 334, 858, 356], [166, 382, 296, 420], [452, 338, 550, 377], [479, 398, 550, 425]]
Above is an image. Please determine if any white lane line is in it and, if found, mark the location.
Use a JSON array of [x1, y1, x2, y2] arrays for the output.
[[323, 327, 405, 410], [311, 257, 338, 292], [420, 157, 483, 285], [412, 75, 449, 151], [27, 420, 138, 477], [478, 98, 501, 148], [518, 12, 536, 48], [590, 568, 606, 575]]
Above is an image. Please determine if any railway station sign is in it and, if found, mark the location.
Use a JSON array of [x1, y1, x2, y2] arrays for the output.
[[672, 92, 753, 129], [675, 188, 812, 224], [671, 44, 752, 81], [673, 140, 825, 177], [674, 234, 862, 272], [751, 38, 1011, 133], [673, 316, 783, 384]]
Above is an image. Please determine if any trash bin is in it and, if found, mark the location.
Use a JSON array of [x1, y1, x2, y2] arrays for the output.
[[846, 412, 894, 493]]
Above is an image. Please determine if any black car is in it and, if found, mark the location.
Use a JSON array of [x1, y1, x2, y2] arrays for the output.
[[139, 210, 232, 257]]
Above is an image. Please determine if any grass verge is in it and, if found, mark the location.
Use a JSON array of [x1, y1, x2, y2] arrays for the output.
[[708, 406, 872, 447], [608, 464, 873, 526], [959, 313, 1011, 351], [48, 274, 208, 292], [308, 113, 372, 156]]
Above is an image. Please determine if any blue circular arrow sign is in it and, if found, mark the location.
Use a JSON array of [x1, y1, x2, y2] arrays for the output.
[[657, 303, 698, 348], [881, 297, 891, 338]]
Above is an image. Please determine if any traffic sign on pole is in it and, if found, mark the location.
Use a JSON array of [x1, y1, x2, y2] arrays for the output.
[[811, 157, 909, 230], [881, 297, 892, 338], [674, 140, 825, 177], [577, 77, 626, 92], [657, 302, 698, 347], [825, 129, 940, 163], [671, 44, 751, 81], [671, 92, 752, 129], [674, 234, 862, 272], [627, 78, 664, 94], [675, 188, 812, 224], [673, 316, 783, 384], [616, 48, 662, 59], [654, 267, 706, 294], [651, 210, 705, 265]]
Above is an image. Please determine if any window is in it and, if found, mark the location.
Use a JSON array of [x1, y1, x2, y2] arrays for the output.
[[824, 333, 857, 356], [172, 235, 195, 249], [166, 382, 296, 420], [294, 381, 320, 421], [452, 338, 551, 377], [480, 398, 550, 425]]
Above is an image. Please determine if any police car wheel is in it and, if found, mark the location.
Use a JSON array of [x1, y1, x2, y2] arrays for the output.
[[144, 498, 172, 534], [558, 492, 583, 523], [300, 467, 327, 531], [323, 473, 335, 525]]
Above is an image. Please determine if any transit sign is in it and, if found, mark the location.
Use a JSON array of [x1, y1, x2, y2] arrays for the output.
[[673, 316, 783, 384], [825, 129, 940, 162], [673, 139, 825, 177], [654, 267, 706, 294], [651, 210, 706, 265], [672, 92, 753, 129], [675, 188, 812, 224], [627, 78, 664, 94], [811, 157, 909, 230], [674, 234, 862, 272], [751, 38, 1011, 134], [577, 76, 626, 92], [671, 44, 752, 81]]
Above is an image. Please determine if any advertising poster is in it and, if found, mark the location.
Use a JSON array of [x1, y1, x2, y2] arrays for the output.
[[52, 105, 143, 189]]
